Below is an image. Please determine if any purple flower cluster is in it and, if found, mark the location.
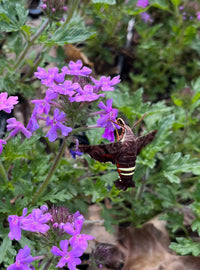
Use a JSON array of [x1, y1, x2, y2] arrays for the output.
[[179, 5, 200, 21], [40, 0, 68, 21], [30, 59, 120, 143], [0, 60, 120, 159], [7, 206, 94, 270]]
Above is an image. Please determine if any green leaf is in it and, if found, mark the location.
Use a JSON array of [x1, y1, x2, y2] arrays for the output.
[[156, 185, 176, 208], [48, 16, 93, 46], [0, 0, 28, 32], [160, 211, 184, 232], [184, 25, 197, 45], [162, 153, 200, 183], [92, 0, 116, 4], [0, 236, 15, 263], [191, 219, 200, 235], [101, 205, 116, 233], [170, 0, 181, 7], [151, 0, 170, 10], [170, 238, 200, 256], [163, 171, 180, 183]]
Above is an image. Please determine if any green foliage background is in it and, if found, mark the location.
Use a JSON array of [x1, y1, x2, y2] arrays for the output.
[[0, 0, 200, 267]]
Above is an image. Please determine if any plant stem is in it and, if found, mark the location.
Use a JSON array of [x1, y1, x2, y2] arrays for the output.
[[63, 0, 79, 27], [0, 162, 8, 182], [14, 18, 50, 71], [29, 137, 68, 206], [135, 168, 149, 201]]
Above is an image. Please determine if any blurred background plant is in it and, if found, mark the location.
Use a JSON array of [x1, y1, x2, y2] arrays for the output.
[[1, 0, 200, 268]]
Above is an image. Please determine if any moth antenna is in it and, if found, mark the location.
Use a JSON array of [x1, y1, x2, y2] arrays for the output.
[[132, 113, 147, 129]]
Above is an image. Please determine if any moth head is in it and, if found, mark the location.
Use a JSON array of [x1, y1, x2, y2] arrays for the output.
[[116, 118, 127, 141]]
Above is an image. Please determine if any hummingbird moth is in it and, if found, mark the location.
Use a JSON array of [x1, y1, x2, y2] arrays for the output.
[[78, 115, 157, 191]]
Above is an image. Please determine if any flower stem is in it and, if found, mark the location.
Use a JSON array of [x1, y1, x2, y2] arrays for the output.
[[29, 137, 68, 206], [14, 18, 50, 71], [63, 0, 79, 27]]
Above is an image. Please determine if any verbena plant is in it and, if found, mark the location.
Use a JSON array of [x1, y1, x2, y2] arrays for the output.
[[0, 0, 200, 269]]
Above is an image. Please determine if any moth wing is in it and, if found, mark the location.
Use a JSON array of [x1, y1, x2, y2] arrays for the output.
[[78, 142, 122, 164], [136, 130, 157, 155]]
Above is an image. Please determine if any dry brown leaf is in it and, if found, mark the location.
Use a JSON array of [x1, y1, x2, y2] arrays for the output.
[[63, 44, 94, 68], [90, 222, 200, 270]]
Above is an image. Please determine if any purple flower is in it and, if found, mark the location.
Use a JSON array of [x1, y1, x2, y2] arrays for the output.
[[51, 239, 82, 269], [34, 67, 65, 87], [46, 108, 72, 142], [136, 0, 149, 8], [69, 85, 104, 103], [7, 118, 32, 138], [7, 245, 34, 270], [8, 208, 27, 241], [52, 80, 78, 96], [96, 99, 119, 142], [69, 139, 83, 159], [91, 75, 120, 92], [31, 99, 51, 115], [21, 208, 52, 233], [0, 139, 6, 154], [31, 89, 57, 115], [140, 12, 153, 23], [40, 205, 48, 213], [63, 215, 94, 251], [197, 12, 200, 21], [41, 4, 47, 9], [0, 92, 18, 113], [62, 60, 92, 77], [26, 113, 40, 133], [70, 149, 83, 159]]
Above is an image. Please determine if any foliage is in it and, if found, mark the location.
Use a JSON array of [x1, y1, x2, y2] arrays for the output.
[[0, 0, 200, 268]]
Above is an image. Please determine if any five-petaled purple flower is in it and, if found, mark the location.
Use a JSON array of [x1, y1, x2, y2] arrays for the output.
[[7, 118, 32, 138], [7, 245, 35, 270], [34, 67, 65, 87], [91, 75, 120, 92], [136, 0, 149, 8], [0, 92, 18, 113], [46, 108, 72, 142], [52, 80, 79, 96], [62, 60, 92, 77], [63, 214, 94, 251], [51, 239, 83, 269], [8, 208, 28, 241], [21, 208, 52, 233], [69, 85, 105, 103], [96, 99, 119, 142]]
